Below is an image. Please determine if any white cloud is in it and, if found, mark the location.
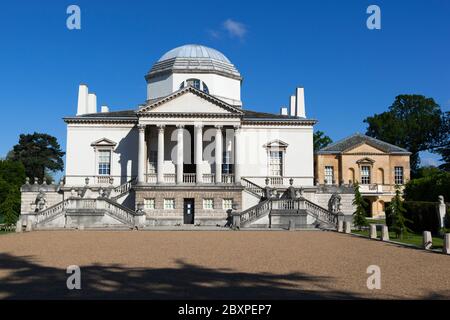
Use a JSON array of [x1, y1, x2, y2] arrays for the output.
[[223, 19, 247, 40]]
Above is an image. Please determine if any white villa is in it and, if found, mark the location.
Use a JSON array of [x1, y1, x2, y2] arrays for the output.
[[20, 44, 353, 230]]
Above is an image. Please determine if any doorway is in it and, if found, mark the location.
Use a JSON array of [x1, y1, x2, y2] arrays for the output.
[[183, 198, 195, 224]]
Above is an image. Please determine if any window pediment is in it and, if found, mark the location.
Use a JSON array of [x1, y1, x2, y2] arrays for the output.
[[356, 157, 375, 165], [264, 139, 289, 150], [91, 138, 117, 148]]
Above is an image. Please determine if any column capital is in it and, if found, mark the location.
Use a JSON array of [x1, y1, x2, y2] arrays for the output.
[[215, 125, 223, 130], [138, 124, 146, 132], [176, 124, 185, 129], [234, 125, 242, 132], [195, 124, 204, 129], [157, 124, 165, 132]]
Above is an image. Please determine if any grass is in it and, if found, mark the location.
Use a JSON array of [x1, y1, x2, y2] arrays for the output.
[[366, 218, 386, 225], [352, 229, 444, 249]]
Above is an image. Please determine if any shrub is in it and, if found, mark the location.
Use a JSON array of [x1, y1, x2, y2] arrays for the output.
[[404, 170, 450, 202], [387, 201, 440, 234]]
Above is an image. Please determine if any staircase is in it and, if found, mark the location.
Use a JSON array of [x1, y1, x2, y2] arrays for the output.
[[33, 197, 140, 229], [238, 197, 338, 229], [242, 178, 265, 198], [111, 178, 136, 201]]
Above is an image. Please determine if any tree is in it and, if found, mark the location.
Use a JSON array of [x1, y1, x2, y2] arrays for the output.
[[314, 131, 333, 152], [389, 186, 411, 239], [364, 95, 448, 173], [352, 183, 368, 229], [403, 169, 450, 202], [0, 160, 25, 224], [8, 133, 65, 183]]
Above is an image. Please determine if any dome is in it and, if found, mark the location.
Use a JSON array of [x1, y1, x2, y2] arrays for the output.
[[146, 44, 241, 81], [158, 44, 231, 64]]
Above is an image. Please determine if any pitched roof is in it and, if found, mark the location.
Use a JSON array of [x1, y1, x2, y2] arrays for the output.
[[317, 133, 411, 155]]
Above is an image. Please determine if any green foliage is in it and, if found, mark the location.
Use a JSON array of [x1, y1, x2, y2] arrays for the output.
[[352, 183, 368, 228], [387, 201, 440, 234], [313, 131, 333, 152], [8, 132, 65, 183], [0, 160, 25, 224], [404, 170, 450, 202], [388, 187, 411, 239], [364, 95, 448, 172]]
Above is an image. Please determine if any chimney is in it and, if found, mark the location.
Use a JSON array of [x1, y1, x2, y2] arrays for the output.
[[289, 95, 296, 117], [87, 93, 97, 114], [101, 105, 109, 113], [280, 106, 288, 116], [295, 87, 306, 118], [76, 84, 89, 116]]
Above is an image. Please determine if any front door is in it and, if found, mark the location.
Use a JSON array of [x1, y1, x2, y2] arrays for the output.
[[183, 198, 195, 224]]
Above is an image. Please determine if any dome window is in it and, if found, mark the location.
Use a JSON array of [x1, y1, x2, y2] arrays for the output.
[[179, 79, 209, 94]]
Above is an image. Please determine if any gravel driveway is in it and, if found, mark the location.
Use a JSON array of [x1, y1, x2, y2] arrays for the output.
[[0, 230, 449, 299]]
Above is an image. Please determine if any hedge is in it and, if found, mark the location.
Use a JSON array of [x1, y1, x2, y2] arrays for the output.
[[386, 201, 441, 234]]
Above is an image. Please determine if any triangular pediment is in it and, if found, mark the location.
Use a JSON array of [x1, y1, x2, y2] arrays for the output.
[[344, 142, 387, 154], [138, 86, 243, 115], [91, 138, 117, 147], [263, 139, 289, 149]]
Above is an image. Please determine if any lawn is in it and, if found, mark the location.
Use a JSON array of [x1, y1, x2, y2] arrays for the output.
[[352, 229, 444, 249]]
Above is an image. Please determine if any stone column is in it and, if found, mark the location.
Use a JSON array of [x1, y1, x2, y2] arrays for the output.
[[381, 225, 389, 241], [423, 231, 432, 250], [234, 126, 242, 183], [137, 124, 146, 184], [370, 224, 377, 239], [444, 234, 450, 255], [176, 125, 184, 184], [195, 125, 203, 184], [337, 220, 344, 233], [157, 125, 165, 184], [344, 221, 351, 234], [215, 125, 223, 184]]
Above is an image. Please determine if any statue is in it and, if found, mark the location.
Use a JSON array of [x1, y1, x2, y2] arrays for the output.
[[439, 195, 444, 205], [35, 189, 47, 212], [328, 193, 341, 213]]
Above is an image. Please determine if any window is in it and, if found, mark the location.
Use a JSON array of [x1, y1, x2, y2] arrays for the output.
[[324, 166, 334, 185], [203, 198, 214, 210], [360, 166, 371, 184], [269, 151, 283, 176], [179, 79, 209, 93], [148, 151, 157, 174], [394, 167, 404, 185], [98, 150, 111, 175], [164, 199, 175, 210], [144, 198, 155, 210], [222, 151, 232, 174], [223, 199, 233, 210], [202, 82, 209, 94]]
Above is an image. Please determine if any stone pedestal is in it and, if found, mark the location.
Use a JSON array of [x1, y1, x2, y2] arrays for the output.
[[337, 220, 344, 233], [344, 221, 351, 234], [288, 219, 295, 231], [381, 226, 389, 241], [15, 219, 22, 233], [444, 234, 450, 255], [369, 224, 377, 239], [423, 231, 432, 250]]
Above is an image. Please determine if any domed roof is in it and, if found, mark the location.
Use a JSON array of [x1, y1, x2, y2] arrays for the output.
[[146, 44, 241, 81], [158, 45, 231, 64]]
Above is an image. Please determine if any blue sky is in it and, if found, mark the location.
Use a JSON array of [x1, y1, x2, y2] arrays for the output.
[[0, 0, 449, 171]]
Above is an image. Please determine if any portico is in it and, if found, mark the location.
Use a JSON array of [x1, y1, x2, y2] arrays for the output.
[[137, 122, 242, 186]]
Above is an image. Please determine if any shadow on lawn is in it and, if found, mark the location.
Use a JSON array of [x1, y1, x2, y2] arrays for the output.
[[0, 253, 368, 300]]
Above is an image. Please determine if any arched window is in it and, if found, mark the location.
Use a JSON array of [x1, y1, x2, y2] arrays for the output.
[[179, 79, 209, 93]]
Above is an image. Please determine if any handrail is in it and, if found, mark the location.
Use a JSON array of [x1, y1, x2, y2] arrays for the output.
[[240, 199, 271, 225], [103, 198, 137, 226], [35, 199, 69, 224], [302, 198, 338, 226], [112, 178, 136, 199], [241, 178, 264, 197]]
